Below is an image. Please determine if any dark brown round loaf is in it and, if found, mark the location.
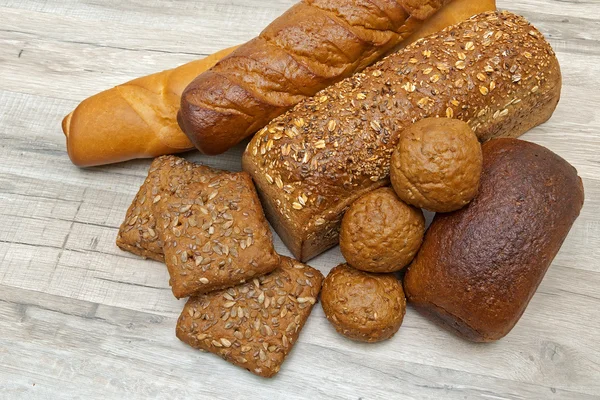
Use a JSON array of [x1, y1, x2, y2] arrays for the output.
[[321, 264, 406, 343], [404, 138, 584, 342]]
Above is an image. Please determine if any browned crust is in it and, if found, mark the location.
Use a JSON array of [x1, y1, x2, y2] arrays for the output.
[[339, 188, 425, 273], [176, 256, 324, 377], [116, 156, 223, 263], [243, 11, 562, 261], [389, 118, 483, 213], [403, 138, 584, 342]]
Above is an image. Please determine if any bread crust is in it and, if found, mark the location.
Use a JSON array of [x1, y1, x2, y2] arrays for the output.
[[390, 118, 482, 213], [117, 156, 280, 298], [62, 0, 494, 166], [403, 138, 584, 342], [116, 158, 224, 262], [243, 11, 562, 261]]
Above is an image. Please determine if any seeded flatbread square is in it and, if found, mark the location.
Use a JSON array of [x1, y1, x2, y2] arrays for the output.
[[150, 157, 280, 298], [116, 156, 223, 262], [176, 256, 323, 378]]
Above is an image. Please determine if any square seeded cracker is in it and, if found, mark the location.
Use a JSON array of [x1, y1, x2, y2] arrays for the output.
[[116, 156, 223, 262], [117, 156, 280, 298], [149, 156, 280, 298], [176, 256, 323, 378]]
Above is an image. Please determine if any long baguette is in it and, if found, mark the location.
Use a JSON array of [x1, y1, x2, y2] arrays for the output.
[[62, 47, 237, 167], [242, 11, 562, 262], [179, 0, 497, 155]]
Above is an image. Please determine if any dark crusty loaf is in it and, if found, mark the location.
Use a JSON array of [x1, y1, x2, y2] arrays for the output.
[[243, 11, 562, 261], [404, 138, 584, 342], [179, 0, 456, 155]]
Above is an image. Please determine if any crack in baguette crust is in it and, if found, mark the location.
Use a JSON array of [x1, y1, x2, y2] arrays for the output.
[[180, 0, 450, 154], [243, 11, 562, 261]]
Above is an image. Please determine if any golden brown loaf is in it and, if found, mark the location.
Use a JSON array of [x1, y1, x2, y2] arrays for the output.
[[321, 264, 406, 342], [243, 11, 562, 261], [62, 47, 237, 167], [340, 188, 425, 273], [390, 118, 482, 212], [404, 138, 584, 342], [399, 0, 496, 47], [179, 0, 497, 155]]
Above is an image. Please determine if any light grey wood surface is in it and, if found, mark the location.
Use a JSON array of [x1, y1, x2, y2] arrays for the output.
[[1, 1, 599, 399]]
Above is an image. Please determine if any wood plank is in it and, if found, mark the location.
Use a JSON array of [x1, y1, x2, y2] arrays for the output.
[[1, 285, 598, 399]]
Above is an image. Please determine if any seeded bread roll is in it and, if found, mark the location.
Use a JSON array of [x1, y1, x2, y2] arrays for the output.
[[390, 118, 482, 212], [243, 11, 562, 261], [177, 256, 323, 378], [152, 158, 280, 298], [340, 188, 425, 273], [179, 0, 498, 155], [321, 264, 406, 342], [404, 138, 584, 342]]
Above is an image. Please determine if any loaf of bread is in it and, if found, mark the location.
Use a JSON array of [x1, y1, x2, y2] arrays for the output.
[[404, 138, 584, 342], [179, 0, 497, 155], [243, 11, 562, 261], [62, 46, 237, 167]]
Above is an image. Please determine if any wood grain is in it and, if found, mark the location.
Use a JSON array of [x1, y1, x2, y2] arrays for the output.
[[1, 0, 599, 398]]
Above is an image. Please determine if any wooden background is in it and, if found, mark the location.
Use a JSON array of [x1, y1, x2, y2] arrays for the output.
[[1, 1, 599, 398]]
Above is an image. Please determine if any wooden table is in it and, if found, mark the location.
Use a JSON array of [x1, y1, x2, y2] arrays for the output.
[[1, 1, 599, 398]]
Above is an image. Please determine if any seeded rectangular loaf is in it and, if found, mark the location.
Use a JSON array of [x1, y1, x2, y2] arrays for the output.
[[404, 138, 584, 342], [242, 11, 562, 261], [117, 156, 280, 298], [176, 256, 323, 378]]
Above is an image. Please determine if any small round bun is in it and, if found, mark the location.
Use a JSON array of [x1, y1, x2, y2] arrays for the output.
[[390, 118, 482, 213], [321, 264, 406, 343], [340, 187, 425, 273]]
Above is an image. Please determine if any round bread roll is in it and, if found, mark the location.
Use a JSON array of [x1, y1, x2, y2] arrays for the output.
[[340, 187, 425, 273], [390, 118, 482, 213], [321, 264, 406, 343]]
